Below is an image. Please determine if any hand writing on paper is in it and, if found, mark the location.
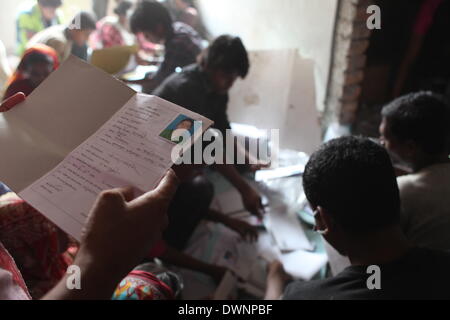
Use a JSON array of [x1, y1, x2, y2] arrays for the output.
[[0, 92, 26, 112]]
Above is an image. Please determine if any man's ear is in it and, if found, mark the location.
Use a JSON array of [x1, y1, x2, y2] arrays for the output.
[[314, 206, 332, 235]]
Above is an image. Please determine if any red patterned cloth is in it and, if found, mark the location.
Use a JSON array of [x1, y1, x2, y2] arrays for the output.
[[0, 241, 31, 300], [112, 270, 174, 300], [0, 192, 75, 299]]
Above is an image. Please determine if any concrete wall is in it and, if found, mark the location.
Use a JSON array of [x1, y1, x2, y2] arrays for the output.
[[196, 0, 338, 113]]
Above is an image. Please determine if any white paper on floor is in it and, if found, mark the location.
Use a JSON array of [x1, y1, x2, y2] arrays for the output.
[[280, 250, 328, 281], [265, 205, 313, 251]]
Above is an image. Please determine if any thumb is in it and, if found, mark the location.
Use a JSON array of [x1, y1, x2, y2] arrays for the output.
[[130, 169, 179, 209], [153, 169, 179, 199]]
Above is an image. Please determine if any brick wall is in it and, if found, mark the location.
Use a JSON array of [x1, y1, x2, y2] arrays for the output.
[[324, 0, 374, 127]]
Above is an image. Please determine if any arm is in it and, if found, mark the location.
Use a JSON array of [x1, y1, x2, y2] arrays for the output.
[[211, 102, 266, 215], [206, 209, 258, 241], [234, 137, 271, 172], [214, 163, 264, 218], [264, 261, 291, 300]]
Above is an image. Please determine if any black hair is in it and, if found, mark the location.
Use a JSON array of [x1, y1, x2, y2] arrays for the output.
[[303, 136, 400, 235], [69, 11, 97, 31], [178, 118, 194, 125], [130, 0, 173, 35], [114, 1, 133, 16], [175, 118, 194, 132], [381, 91, 450, 155], [38, 0, 62, 8], [200, 35, 249, 78], [20, 51, 53, 71]]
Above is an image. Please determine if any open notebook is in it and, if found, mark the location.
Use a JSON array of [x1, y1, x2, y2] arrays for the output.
[[0, 56, 213, 241]]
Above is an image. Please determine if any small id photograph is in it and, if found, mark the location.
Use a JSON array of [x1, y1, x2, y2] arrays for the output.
[[159, 115, 201, 144]]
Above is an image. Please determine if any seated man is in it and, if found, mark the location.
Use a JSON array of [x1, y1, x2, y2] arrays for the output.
[[154, 35, 266, 170], [379, 91, 450, 251], [149, 35, 268, 283], [16, 0, 63, 55], [266, 136, 450, 300], [130, 0, 204, 93], [27, 11, 97, 62]]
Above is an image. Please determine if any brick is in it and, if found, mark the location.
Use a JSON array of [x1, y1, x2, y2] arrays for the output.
[[341, 101, 360, 113], [337, 19, 354, 39], [357, 0, 375, 8], [345, 70, 365, 85], [342, 84, 362, 101], [339, 1, 358, 21], [354, 4, 371, 22], [352, 22, 372, 39], [339, 110, 358, 124], [346, 54, 367, 71], [324, 0, 374, 128], [348, 39, 370, 55]]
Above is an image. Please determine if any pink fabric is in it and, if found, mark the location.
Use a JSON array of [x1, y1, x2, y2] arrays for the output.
[[0, 192, 74, 298], [0, 242, 31, 300], [136, 33, 158, 53]]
